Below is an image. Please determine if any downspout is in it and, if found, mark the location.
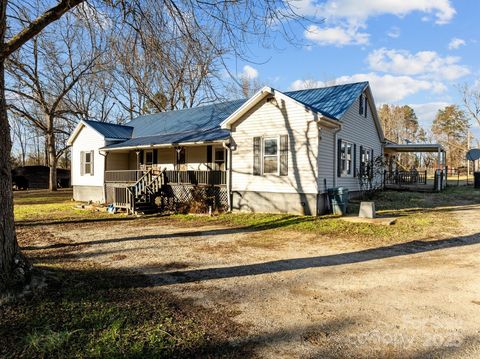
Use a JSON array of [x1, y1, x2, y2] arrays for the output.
[[223, 141, 232, 212]]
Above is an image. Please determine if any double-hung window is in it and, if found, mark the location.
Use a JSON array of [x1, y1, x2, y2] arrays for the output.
[[339, 140, 353, 177], [81, 150, 94, 176], [145, 150, 154, 165], [214, 148, 226, 171], [263, 138, 278, 174], [253, 135, 288, 176], [359, 93, 368, 117], [360, 146, 373, 177]]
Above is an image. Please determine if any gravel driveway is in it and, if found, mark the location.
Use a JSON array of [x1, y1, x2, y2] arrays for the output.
[[34, 206, 480, 358]]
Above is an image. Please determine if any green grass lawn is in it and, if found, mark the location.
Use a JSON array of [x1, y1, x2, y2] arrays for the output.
[[1, 260, 244, 358], [170, 186, 480, 243], [14, 189, 118, 223]]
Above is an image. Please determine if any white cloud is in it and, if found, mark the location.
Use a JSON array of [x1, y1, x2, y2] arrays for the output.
[[299, 0, 455, 47], [409, 102, 450, 127], [316, 0, 456, 25], [290, 79, 325, 91], [290, 73, 446, 103], [448, 37, 466, 50], [387, 26, 401, 38], [240, 65, 258, 80], [304, 24, 369, 46], [367, 48, 470, 80]]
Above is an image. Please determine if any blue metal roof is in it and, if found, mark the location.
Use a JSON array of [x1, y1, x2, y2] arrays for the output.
[[285, 81, 368, 120], [126, 99, 247, 138], [84, 119, 133, 140], [100, 82, 369, 149], [105, 128, 230, 149]]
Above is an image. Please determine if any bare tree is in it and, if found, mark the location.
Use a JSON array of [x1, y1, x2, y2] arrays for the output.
[[9, 115, 29, 166], [6, 9, 105, 191], [0, 0, 312, 291], [0, 0, 87, 291], [109, 20, 224, 119], [460, 82, 480, 129]]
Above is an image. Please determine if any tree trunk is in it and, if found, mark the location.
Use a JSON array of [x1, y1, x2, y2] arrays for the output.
[[0, 58, 29, 291], [46, 126, 57, 191]]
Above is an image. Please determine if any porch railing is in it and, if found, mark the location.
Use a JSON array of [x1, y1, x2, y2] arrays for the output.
[[105, 170, 145, 183], [164, 170, 226, 186], [384, 170, 427, 185], [114, 186, 134, 213]]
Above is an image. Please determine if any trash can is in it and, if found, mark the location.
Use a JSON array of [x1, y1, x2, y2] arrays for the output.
[[327, 187, 349, 215], [474, 172, 480, 189]]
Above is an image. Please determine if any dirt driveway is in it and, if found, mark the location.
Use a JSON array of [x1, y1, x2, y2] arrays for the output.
[[28, 206, 480, 358]]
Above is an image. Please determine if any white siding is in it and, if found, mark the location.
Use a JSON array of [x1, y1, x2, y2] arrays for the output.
[[317, 125, 336, 192], [230, 95, 319, 194], [71, 125, 106, 188]]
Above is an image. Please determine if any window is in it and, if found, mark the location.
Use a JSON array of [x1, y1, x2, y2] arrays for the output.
[[360, 146, 373, 177], [253, 136, 288, 176], [85, 152, 92, 174], [81, 150, 94, 176], [263, 138, 278, 174], [214, 148, 225, 171], [359, 93, 368, 117], [339, 140, 353, 177], [145, 150, 153, 165], [364, 96, 368, 118]]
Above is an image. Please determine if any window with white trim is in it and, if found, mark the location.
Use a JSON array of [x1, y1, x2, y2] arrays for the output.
[[80, 151, 94, 176], [214, 148, 225, 171], [360, 146, 373, 177], [340, 140, 353, 177], [263, 138, 278, 174]]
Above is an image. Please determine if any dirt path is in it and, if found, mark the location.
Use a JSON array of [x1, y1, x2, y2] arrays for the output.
[[39, 209, 480, 358]]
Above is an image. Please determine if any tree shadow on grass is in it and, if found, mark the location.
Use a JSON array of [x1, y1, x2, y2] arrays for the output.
[[21, 215, 318, 251]]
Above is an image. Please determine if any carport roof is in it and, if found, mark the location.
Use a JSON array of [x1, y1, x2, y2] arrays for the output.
[[384, 143, 445, 153]]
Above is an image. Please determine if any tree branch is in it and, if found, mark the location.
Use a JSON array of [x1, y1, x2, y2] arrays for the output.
[[1, 0, 85, 60]]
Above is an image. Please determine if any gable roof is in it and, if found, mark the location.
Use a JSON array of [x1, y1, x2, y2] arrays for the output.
[[220, 82, 370, 129], [83, 120, 133, 140], [71, 81, 381, 150], [67, 119, 134, 146], [284, 82, 368, 120]]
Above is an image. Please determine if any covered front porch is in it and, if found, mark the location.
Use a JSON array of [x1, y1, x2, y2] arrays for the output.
[[102, 143, 230, 213], [384, 143, 447, 192]]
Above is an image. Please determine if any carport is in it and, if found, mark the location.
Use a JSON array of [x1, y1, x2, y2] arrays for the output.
[[383, 143, 447, 191]]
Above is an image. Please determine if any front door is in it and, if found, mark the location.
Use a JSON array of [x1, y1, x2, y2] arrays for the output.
[[144, 150, 154, 170]]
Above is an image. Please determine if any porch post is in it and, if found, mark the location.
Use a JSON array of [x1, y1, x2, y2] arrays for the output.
[[437, 147, 441, 191], [135, 150, 141, 170], [224, 142, 232, 212]]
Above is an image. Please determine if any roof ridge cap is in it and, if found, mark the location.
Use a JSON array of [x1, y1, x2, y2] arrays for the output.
[[84, 119, 133, 129], [131, 126, 224, 140]]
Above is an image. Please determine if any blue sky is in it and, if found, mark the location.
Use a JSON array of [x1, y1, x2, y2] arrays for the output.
[[232, 0, 480, 140]]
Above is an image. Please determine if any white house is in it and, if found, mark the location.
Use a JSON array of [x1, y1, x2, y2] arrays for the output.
[[67, 81, 419, 215]]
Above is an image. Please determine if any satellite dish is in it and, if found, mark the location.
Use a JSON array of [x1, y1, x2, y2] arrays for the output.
[[466, 149, 480, 161]]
